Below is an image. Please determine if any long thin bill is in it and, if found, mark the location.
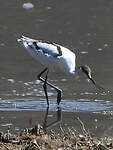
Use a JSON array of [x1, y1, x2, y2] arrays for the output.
[[88, 77, 109, 94]]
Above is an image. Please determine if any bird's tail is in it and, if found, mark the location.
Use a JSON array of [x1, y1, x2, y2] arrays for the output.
[[17, 35, 39, 51], [17, 35, 41, 59], [17, 35, 37, 44]]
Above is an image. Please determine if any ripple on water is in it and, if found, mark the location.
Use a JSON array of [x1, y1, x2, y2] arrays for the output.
[[80, 51, 88, 54], [0, 98, 113, 112], [22, 2, 34, 10], [7, 79, 15, 84]]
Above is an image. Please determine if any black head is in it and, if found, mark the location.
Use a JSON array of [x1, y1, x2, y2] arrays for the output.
[[79, 65, 92, 79], [78, 65, 107, 93]]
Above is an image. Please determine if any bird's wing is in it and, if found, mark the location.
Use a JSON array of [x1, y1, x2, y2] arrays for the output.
[[20, 36, 62, 57]]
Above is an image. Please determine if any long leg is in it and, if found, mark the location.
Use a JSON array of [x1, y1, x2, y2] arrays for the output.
[[43, 69, 49, 105], [37, 68, 62, 105], [37, 68, 49, 105]]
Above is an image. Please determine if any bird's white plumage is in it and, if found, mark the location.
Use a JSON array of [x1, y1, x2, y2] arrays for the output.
[[17, 36, 105, 106], [18, 36, 76, 76]]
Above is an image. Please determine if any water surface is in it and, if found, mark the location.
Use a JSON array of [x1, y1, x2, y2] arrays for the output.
[[0, 0, 113, 137]]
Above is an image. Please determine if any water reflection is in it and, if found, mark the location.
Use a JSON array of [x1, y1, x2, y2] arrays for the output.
[[43, 106, 62, 132]]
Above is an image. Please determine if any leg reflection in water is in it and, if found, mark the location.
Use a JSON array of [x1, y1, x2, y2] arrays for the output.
[[43, 106, 62, 132], [28, 107, 62, 135]]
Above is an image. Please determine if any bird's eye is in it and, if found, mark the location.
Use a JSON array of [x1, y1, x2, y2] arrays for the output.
[[79, 66, 82, 70]]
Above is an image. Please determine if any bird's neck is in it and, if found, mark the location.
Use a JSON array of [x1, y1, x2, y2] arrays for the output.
[[68, 69, 79, 77]]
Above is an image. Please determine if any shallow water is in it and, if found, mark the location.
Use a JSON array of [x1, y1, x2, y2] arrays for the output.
[[0, 98, 113, 112], [0, 0, 113, 137]]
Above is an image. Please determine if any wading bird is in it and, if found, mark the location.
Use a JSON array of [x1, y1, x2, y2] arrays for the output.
[[17, 36, 106, 106]]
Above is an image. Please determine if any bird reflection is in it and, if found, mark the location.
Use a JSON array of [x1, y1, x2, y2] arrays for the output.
[[42, 106, 62, 132]]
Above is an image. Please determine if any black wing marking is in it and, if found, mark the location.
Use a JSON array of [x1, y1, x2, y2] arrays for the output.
[[33, 42, 40, 50], [32, 41, 62, 57]]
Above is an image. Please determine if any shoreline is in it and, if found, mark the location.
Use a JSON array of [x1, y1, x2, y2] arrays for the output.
[[0, 121, 113, 150], [0, 110, 113, 137]]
